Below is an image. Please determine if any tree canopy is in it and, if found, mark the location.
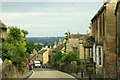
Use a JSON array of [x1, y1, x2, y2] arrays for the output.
[[51, 51, 62, 63], [2, 27, 28, 65], [26, 41, 39, 53], [51, 51, 80, 65]]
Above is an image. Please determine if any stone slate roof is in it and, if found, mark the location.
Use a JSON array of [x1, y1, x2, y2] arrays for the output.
[[91, 4, 106, 21], [38, 49, 47, 54], [83, 36, 95, 48], [52, 44, 64, 53], [70, 34, 86, 39], [30, 54, 37, 60], [0, 20, 7, 29]]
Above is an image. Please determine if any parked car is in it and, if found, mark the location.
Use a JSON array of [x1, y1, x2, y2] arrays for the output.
[[28, 63, 33, 70], [33, 60, 42, 68]]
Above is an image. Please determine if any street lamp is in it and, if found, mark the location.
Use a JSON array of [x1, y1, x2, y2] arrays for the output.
[[86, 58, 94, 80]]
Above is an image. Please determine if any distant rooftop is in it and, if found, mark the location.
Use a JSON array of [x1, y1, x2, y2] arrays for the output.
[[38, 49, 47, 54], [52, 44, 64, 53], [70, 34, 87, 40]]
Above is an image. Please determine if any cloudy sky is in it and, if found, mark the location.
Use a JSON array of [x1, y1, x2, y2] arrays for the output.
[[1, 0, 103, 37]]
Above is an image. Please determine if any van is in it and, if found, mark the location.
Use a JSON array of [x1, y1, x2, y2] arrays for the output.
[[33, 60, 41, 68]]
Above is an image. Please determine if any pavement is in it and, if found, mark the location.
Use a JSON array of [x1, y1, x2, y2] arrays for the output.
[[71, 73, 89, 80], [17, 70, 33, 79], [28, 68, 77, 80]]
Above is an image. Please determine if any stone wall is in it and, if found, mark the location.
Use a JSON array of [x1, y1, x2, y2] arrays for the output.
[[91, 2, 117, 78], [2, 63, 28, 78], [104, 3, 117, 78], [116, 1, 120, 78], [2, 65, 18, 78]]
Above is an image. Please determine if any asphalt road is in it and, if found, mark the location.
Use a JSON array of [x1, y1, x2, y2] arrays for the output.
[[28, 68, 77, 80]]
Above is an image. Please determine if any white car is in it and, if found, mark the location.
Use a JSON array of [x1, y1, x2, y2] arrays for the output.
[[34, 61, 42, 68]]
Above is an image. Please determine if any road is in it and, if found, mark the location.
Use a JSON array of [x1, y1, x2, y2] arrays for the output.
[[28, 68, 77, 80]]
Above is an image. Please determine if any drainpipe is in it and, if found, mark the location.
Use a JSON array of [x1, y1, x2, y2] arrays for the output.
[[116, 14, 118, 80]]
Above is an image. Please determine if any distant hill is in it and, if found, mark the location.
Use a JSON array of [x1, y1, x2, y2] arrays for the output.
[[26, 37, 65, 45]]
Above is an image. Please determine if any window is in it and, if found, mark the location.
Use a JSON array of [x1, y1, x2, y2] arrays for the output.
[[96, 20, 98, 32], [103, 14, 105, 36], [99, 47, 101, 65], [99, 16, 102, 37], [91, 48, 93, 57], [95, 46, 97, 61]]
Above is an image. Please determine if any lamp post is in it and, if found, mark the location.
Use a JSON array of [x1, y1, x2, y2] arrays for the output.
[[87, 57, 94, 80], [88, 63, 93, 80]]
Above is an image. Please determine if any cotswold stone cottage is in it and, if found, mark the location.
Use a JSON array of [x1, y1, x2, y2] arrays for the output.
[[115, 0, 120, 78], [91, 0, 117, 78]]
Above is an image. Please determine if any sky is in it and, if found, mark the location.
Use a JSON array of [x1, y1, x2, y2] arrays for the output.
[[1, 0, 103, 37]]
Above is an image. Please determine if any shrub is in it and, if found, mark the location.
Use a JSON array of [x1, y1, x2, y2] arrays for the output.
[[21, 62, 26, 68], [7, 60, 12, 65], [21, 68, 26, 74]]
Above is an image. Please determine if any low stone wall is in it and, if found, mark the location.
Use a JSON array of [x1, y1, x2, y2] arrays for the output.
[[0, 60, 7, 79], [2, 64, 29, 78], [2, 65, 19, 78], [53, 62, 78, 74]]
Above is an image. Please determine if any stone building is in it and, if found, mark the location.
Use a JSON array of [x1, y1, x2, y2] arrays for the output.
[[66, 34, 88, 61], [0, 20, 7, 41], [38, 46, 49, 64], [0, 20, 7, 58], [52, 44, 65, 54], [83, 35, 95, 63], [91, 0, 117, 78], [115, 0, 120, 78], [52, 40, 65, 53]]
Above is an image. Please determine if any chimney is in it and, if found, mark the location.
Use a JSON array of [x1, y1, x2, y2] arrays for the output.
[[45, 45, 48, 49], [58, 40, 62, 46], [53, 42, 57, 48], [42, 47, 44, 49], [49, 45, 52, 49]]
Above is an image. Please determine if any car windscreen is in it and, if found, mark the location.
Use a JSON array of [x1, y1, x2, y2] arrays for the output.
[[35, 63, 40, 64]]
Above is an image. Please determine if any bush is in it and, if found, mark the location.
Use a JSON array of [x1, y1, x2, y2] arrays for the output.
[[21, 62, 26, 68], [18, 61, 27, 73], [7, 60, 12, 65], [21, 68, 26, 74]]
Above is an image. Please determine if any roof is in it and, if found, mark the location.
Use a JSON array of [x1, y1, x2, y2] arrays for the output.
[[52, 44, 64, 53], [91, 4, 106, 22], [0, 20, 7, 30], [30, 54, 37, 60], [70, 34, 86, 39], [115, 0, 120, 15], [38, 49, 47, 54]]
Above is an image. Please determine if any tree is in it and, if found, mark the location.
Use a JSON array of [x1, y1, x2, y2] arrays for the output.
[[51, 52, 79, 66], [36, 43, 42, 50], [2, 42, 17, 60], [21, 29, 29, 37], [65, 31, 70, 40], [64, 31, 70, 52], [51, 51, 62, 63], [60, 52, 78, 64], [2, 27, 28, 65], [26, 41, 39, 54]]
